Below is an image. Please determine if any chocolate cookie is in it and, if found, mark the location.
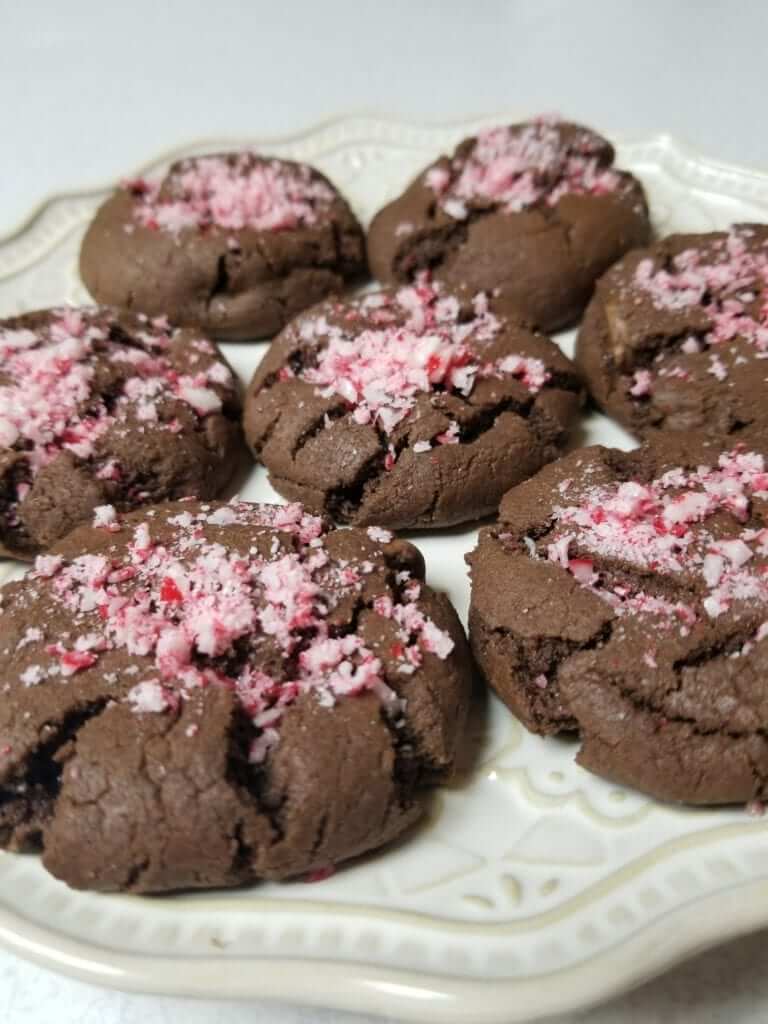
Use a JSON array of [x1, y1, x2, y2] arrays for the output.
[[469, 431, 768, 804], [243, 277, 583, 529], [0, 499, 472, 892], [576, 225, 768, 440], [80, 152, 366, 340], [367, 117, 650, 332], [0, 306, 245, 558]]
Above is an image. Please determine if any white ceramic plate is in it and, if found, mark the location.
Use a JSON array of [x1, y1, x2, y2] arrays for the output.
[[1, 115, 768, 1024]]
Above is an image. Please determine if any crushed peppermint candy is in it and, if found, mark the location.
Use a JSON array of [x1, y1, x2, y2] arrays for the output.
[[295, 276, 551, 445], [0, 308, 233, 529], [92, 505, 119, 530], [128, 680, 170, 713], [425, 117, 624, 220], [366, 526, 393, 544], [625, 229, 768, 396], [708, 354, 728, 381], [435, 419, 461, 446], [20, 501, 455, 763], [127, 153, 336, 235], [534, 448, 768, 626], [20, 665, 45, 687], [629, 369, 653, 397]]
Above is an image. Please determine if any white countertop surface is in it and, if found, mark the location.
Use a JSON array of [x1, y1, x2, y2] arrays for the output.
[[2, 1, 768, 1021]]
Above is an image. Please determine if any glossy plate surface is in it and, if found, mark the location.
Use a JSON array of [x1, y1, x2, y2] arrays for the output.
[[1, 115, 767, 1023]]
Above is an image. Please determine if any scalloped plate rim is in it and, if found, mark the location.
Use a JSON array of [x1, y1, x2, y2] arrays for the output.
[[3, 112, 768, 248], [1, 873, 768, 1023]]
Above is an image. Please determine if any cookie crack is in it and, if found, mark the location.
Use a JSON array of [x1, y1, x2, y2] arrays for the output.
[[288, 401, 349, 461], [484, 617, 613, 734], [205, 253, 231, 312], [393, 219, 472, 279], [254, 223, 357, 282], [231, 819, 255, 876], [610, 677, 768, 743], [0, 698, 111, 851], [320, 378, 578, 522], [523, 539, 704, 613], [671, 628, 761, 675], [325, 443, 391, 524], [375, 693, 429, 807], [393, 172, 624, 281], [308, 811, 329, 864], [225, 708, 286, 848], [124, 856, 151, 890], [612, 329, 712, 381], [745, 749, 768, 795], [458, 378, 578, 451]]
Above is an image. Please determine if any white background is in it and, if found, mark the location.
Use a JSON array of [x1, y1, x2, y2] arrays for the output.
[[2, 1, 767, 1021]]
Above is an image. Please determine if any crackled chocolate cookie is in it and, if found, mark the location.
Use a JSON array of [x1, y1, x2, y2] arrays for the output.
[[80, 152, 366, 340], [0, 500, 472, 892], [576, 225, 768, 440], [244, 277, 583, 529], [367, 117, 650, 332], [469, 431, 768, 804], [0, 307, 245, 558]]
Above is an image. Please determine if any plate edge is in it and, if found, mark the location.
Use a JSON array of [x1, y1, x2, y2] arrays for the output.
[[1, 875, 767, 1023]]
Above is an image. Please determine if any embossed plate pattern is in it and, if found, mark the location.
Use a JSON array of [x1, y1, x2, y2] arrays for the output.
[[0, 115, 767, 1023]]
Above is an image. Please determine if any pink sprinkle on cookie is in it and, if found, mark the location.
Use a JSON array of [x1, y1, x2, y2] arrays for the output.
[[0, 307, 242, 557], [472, 435, 768, 806], [92, 505, 119, 530], [633, 231, 768, 348], [246, 273, 582, 530], [367, 526, 393, 544], [425, 118, 623, 219], [607, 228, 768, 414], [575, 224, 768, 442], [543, 447, 768, 624], [25, 501, 457, 765], [130, 154, 336, 235], [628, 369, 653, 397], [128, 680, 168, 713], [299, 276, 550, 437]]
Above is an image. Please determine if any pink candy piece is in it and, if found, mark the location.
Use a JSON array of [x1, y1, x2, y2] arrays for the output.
[[567, 557, 596, 585], [45, 643, 97, 677], [92, 504, 119, 530], [304, 865, 336, 883], [628, 369, 653, 397]]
